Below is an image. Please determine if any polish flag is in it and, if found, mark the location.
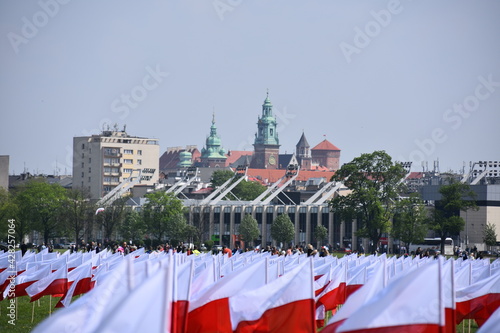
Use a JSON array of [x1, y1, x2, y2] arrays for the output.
[[55, 262, 93, 308], [229, 258, 316, 333], [322, 261, 387, 333], [172, 260, 194, 333], [4, 265, 51, 299], [331, 260, 445, 333], [316, 264, 347, 311], [92, 260, 174, 332], [187, 258, 267, 333], [456, 270, 500, 326], [32, 258, 133, 333], [27, 264, 69, 302], [477, 306, 500, 333]]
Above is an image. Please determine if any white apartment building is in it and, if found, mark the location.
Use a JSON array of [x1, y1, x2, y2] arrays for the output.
[[73, 130, 159, 200]]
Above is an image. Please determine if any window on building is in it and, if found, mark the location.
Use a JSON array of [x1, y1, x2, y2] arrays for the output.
[[137, 159, 142, 165], [124, 159, 133, 164], [81, 162, 84, 168], [137, 150, 142, 155], [81, 172, 84, 178], [123, 168, 133, 173], [88, 177, 91, 183], [88, 167, 91, 173], [124, 149, 133, 154], [270, 129, 273, 136], [88, 158, 91, 163], [81, 143, 85, 149]]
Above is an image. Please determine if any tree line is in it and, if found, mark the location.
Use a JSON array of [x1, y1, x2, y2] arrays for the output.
[[1, 151, 494, 253], [0, 180, 194, 249]]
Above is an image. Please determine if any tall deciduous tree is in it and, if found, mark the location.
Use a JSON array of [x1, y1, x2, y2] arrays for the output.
[[314, 225, 328, 248], [96, 197, 128, 243], [209, 169, 266, 201], [119, 210, 146, 244], [329, 151, 406, 252], [271, 214, 295, 247], [483, 222, 497, 251], [0, 187, 18, 242], [63, 188, 94, 245], [429, 180, 477, 254], [15, 180, 68, 246], [142, 191, 185, 243], [391, 196, 429, 252], [239, 214, 260, 247]]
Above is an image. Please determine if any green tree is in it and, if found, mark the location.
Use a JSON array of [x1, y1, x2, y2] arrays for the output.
[[15, 180, 68, 246], [234, 181, 266, 201], [391, 196, 429, 252], [0, 187, 18, 242], [96, 197, 127, 243], [429, 180, 477, 254], [166, 214, 188, 245], [314, 225, 328, 247], [329, 151, 406, 252], [239, 214, 260, 247], [209, 169, 266, 201], [142, 191, 185, 243], [119, 210, 146, 243], [271, 214, 295, 247], [210, 170, 234, 188], [183, 224, 200, 245], [483, 222, 497, 250], [63, 188, 94, 244]]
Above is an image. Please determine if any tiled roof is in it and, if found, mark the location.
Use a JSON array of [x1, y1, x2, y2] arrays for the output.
[[226, 151, 253, 166], [406, 172, 424, 179], [246, 168, 335, 184], [160, 147, 200, 170], [312, 139, 340, 151]]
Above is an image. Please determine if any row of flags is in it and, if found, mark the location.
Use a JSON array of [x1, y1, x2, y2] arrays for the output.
[[1, 248, 499, 332]]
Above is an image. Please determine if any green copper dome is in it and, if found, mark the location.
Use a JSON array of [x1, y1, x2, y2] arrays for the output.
[[254, 91, 279, 146], [178, 150, 192, 168], [201, 113, 227, 160]]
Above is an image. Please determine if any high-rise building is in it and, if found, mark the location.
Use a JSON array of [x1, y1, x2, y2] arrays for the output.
[[250, 92, 280, 169], [73, 129, 159, 200]]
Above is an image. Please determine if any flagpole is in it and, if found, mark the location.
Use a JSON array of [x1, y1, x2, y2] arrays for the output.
[[32, 301, 35, 323]]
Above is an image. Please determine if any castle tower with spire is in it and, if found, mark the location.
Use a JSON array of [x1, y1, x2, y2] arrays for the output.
[[296, 132, 312, 170], [200, 113, 227, 168], [250, 92, 280, 169]]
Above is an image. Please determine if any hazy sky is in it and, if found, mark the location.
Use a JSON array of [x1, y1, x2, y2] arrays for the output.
[[1, 0, 499, 176]]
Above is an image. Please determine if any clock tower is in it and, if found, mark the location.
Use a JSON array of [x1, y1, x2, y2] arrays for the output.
[[250, 92, 280, 169]]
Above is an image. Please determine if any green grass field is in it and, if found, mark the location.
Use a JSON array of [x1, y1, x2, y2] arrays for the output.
[[0, 296, 61, 332]]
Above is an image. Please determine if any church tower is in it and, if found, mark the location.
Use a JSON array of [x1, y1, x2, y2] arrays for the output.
[[200, 113, 227, 168], [250, 92, 280, 169], [296, 132, 312, 170]]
